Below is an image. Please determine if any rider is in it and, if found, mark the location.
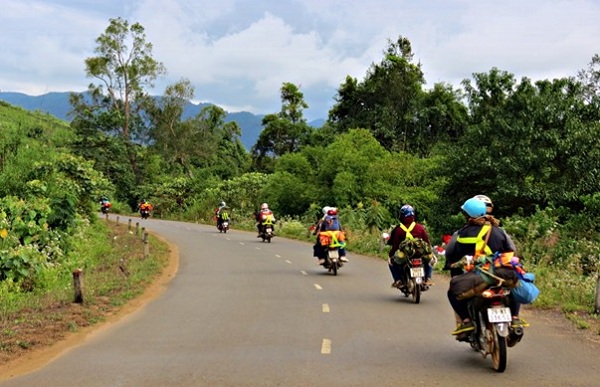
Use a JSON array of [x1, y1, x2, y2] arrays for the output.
[[215, 201, 228, 229], [315, 207, 348, 264], [100, 197, 111, 212], [256, 203, 275, 237], [445, 197, 527, 336], [138, 198, 153, 214], [386, 204, 434, 288]]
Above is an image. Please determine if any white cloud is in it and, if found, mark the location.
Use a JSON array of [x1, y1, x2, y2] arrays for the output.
[[1, 0, 599, 120]]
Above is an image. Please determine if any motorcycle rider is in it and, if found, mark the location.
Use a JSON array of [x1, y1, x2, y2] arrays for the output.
[[386, 204, 434, 288], [255, 203, 276, 237], [99, 197, 111, 213], [445, 197, 527, 336], [138, 198, 153, 217], [215, 201, 228, 229], [315, 207, 348, 265]]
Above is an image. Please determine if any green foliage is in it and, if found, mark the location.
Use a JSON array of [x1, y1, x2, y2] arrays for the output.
[[442, 69, 600, 217], [0, 196, 64, 284], [252, 82, 313, 171]]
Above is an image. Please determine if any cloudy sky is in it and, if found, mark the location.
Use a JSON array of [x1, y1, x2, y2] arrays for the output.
[[1, 0, 599, 121]]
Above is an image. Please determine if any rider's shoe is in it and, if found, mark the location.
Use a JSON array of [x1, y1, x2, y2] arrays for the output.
[[423, 278, 435, 286], [511, 317, 530, 328], [390, 280, 403, 289], [339, 256, 348, 262], [452, 321, 475, 335], [317, 259, 326, 265]]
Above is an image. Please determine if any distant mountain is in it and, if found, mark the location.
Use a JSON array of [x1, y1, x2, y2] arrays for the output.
[[0, 92, 325, 149]]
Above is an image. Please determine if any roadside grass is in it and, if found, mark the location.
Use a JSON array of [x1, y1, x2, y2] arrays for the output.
[[0, 217, 171, 365]]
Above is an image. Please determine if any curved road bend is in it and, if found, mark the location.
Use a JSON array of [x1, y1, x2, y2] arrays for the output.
[[2, 218, 599, 386]]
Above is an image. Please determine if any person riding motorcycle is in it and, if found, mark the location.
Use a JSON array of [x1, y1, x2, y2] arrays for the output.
[[138, 199, 153, 216], [445, 197, 528, 336], [386, 204, 434, 288], [314, 207, 348, 265], [100, 197, 111, 213], [255, 203, 276, 237], [215, 201, 228, 229]]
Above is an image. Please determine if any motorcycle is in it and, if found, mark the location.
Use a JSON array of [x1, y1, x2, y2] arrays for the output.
[[392, 256, 430, 304], [101, 204, 110, 215], [318, 230, 346, 276], [140, 209, 150, 219], [460, 285, 524, 372], [259, 219, 274, 243], [217, 210, 230, 233]]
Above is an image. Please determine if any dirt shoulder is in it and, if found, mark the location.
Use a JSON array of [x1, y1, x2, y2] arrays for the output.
[[0, 229, 179, 380]]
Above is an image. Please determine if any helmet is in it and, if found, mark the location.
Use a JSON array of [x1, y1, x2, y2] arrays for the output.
[[461, 198, 487, 218], [327, 207, 338, 216], [399, 204, 415, 220], [322, 206, 332, 215], [141, 198, 146, 203], [220, 201, 226, 207], [261, 203, 269, 210], [473, 194, 493, 213]]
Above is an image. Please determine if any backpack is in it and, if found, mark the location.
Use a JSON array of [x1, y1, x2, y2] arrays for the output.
[[396, 237, 433, 263], [392, 222, 433, 264]]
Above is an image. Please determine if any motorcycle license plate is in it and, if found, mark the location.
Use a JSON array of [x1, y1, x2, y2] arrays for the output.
[[223, 222, 229, 227], [328, 250, 339, 259], [410, 267, 424, 278], [487, 307, 511, 323]]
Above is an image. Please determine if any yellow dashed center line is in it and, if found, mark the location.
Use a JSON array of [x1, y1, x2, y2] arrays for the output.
[[314, 284, 322, 290], [322, 304, 330, 313], [321, 339, 331, 354], [300, 270, 307, 275]]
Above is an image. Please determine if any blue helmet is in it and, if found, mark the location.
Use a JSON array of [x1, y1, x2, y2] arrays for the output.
[[399, 204, 415, 220], [461, 198, 487, 218]]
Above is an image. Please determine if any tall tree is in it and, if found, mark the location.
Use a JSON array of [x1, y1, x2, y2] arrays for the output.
[[84, 17, 166, 143], [251, 82, 313, 172]]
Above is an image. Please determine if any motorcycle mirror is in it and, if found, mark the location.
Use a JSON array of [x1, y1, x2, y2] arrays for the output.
[[382, 232, 390, 240]]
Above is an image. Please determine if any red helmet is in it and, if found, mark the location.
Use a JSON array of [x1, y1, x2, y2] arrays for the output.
[[327, 207, 338, 215]]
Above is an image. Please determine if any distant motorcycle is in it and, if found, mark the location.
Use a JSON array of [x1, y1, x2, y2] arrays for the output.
[[217, 209, 230, 233], [259, 219, 274, 242], [140, 209, 150, 219], [317, 230, 347, 276], [101, 204, 111, 215], [392, 255, 429, 304]]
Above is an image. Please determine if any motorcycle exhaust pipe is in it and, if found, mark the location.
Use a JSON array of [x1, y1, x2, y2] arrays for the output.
[[512, 326, 524, 336]]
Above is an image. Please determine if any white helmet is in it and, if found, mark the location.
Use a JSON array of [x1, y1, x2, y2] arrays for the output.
[[322, 206, 331, 215], [473, 194, 493, 213], [261, 203, 269, 210], [220, 201, 226, 207]]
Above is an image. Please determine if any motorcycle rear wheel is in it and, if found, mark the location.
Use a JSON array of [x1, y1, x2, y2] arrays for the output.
[[490, 324, 507, 372], [411, 279, 421, 304]]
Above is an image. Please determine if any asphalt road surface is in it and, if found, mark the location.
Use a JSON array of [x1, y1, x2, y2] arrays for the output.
[[2, 218, 600, 386]]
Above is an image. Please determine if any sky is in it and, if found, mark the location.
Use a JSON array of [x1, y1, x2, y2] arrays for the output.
[[1, 0, 599, 121]]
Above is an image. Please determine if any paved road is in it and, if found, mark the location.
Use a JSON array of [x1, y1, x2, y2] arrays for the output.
[[2, 218, 600, 386]]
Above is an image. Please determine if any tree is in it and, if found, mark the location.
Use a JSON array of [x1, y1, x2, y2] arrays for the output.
[[84, 17, 166, 143], [251, 83, 313, 171], [441, 68, 600, 217]]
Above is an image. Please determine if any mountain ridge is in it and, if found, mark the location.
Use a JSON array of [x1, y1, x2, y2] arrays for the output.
[[0, 91, 325, 149]]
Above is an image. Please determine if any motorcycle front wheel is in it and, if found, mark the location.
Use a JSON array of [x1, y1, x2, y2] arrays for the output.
[[490, 324, 508, 372]]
